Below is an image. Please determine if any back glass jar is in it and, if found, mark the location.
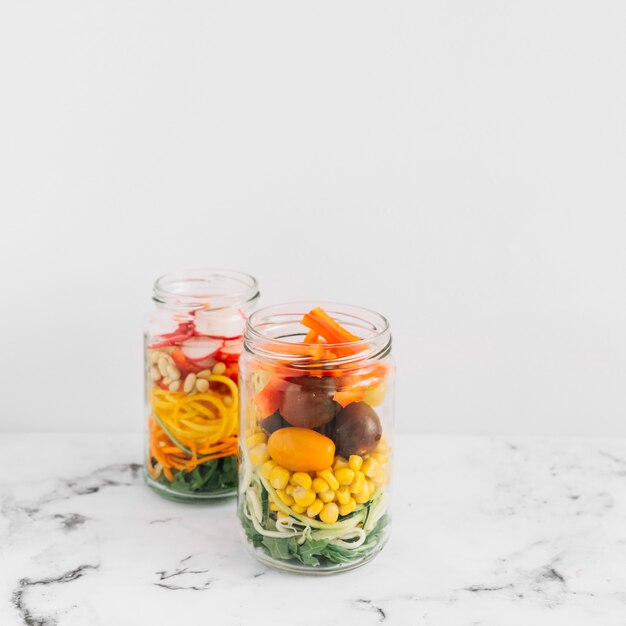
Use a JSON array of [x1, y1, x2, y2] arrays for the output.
[[144, 269, 259, 502]]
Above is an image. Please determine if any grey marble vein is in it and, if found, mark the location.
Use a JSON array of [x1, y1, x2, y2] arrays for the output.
[[12, 564, 99, 626]]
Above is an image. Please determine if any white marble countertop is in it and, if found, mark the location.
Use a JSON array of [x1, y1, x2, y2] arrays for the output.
[[1, 433, 625, 625]]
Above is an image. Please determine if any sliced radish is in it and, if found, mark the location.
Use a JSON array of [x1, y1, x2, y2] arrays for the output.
[[219, 343, 242, 355], [222, 336, 243, 346], [215, 342, 242, 363], [198, 334, 243, 342], [162, 322, 194, 338], [194, 310, 245, 339], [148, 333, 192, 349], [181, 337, 223, 362], [191, 356, 217, 369]]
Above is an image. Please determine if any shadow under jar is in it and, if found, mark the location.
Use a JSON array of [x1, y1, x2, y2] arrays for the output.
[[144, 269, 259, 502], [238, 303, 394, 573]]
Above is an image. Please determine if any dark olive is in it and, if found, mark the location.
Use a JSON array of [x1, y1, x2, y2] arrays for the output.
[[279, 376, 337, 429], [333, 402, 382, 457], [260, 410, 286, 435]]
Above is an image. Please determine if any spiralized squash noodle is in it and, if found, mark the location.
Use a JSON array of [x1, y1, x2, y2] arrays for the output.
[[147, 374, 239, 476]]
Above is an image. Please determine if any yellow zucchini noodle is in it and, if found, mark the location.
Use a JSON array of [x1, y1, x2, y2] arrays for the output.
[[148, 374, 239, 479]]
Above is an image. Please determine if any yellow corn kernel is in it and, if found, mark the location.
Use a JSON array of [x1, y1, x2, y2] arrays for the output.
[[348, 455, 363, 472], [285, 484, 295, 495], [372, 453, 389, 466], [276, 489, 295, 506], [292, 486, 316, 507], [317, 469, 339, 491], [307, 498, 324, 518], [349, 471, 366, 495], [249, 443, 270, 466], [367, 479, 376, 494], [335, 468, 355, 486], [373, 468, 386, 485], [277, 511, 289, 520], [291, 504, 306, 514], [354, 491, 370, 505], [261, 460, 276, 479], [319, 502, 339, 525], [312, 477, 329, 493], [336, 486, 351, 505], [269, 502, 279, 511], [270, 466, 290, 490], [354, 481, 371, 504], [333, 456, 349, 471], [318, 489, 335, 503], [291, 472, 312, 490], [362, 457, 379, 478], [246, 432, 267, 448], [339, 498, 357, 516]]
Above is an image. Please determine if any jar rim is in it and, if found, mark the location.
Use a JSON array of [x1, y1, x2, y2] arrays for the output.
[[153, 269, 259, 310], [245, 301, 391, 367]]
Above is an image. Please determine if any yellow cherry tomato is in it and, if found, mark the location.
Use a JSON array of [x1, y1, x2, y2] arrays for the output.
[[267, 427, 335, 472]]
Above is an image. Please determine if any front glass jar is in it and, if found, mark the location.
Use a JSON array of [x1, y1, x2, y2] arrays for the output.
[[238, 303, 394, 573], [144, 269, 259, 502]]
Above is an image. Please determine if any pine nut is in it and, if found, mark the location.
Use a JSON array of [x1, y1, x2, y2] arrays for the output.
[[150, 366, 161, 381], [195, 378, 209, 393], [197, 369, 212, 380], [163, 376, 173, 386], [157, 358, 169, 377], [149, 351, 161, 364], [183, 373, 196, 393], [168, 380, 181, 392], [212, 362, 226, 375], [166, 364, 181, 380]]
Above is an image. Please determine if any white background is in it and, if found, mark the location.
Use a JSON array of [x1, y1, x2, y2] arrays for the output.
[[1, 1, 625, 435]]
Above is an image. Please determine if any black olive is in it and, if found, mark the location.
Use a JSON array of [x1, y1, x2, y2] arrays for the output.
[[260, 410, 285, 435], [333, 402, 382, 457], [279, 376, 337, 429]]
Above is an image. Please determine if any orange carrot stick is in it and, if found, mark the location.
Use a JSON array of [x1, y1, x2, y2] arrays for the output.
[[195, 449, 237, 464], [304, 329, 319, 343], [309, 307, 360, 342], [302, 314, 362, 358], [301, 313, 344, 344]]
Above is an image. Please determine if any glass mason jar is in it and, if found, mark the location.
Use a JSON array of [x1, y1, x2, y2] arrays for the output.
[[238, 303, 394, 573], [144, 269, 259, 502]]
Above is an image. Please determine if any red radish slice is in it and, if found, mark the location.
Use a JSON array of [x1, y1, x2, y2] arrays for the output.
[[194, 310, 245, 339], [191, 356, 217, 369], [161, 322, 194, 338], [222, 337, 243, 346], [148, 333, 193, 349], [219, 343, 242, 355], [181, 337, 223, 362], [215, 343, 242, 363]]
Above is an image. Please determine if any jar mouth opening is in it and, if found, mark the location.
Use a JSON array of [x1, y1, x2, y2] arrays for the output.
[[153, 269, 259, 310], [245, 302, 391, 367]]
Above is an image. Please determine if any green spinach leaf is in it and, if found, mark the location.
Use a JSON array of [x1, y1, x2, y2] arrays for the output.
[[153, 456, 238, 494]]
